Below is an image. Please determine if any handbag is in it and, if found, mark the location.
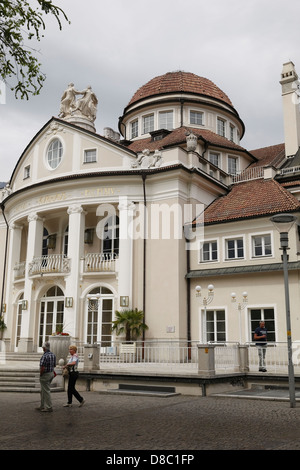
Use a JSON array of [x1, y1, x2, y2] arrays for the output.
[[62, 367, 69, 377]]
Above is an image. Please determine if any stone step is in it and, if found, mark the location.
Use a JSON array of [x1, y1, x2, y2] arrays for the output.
[[100, 383, 181, 397]]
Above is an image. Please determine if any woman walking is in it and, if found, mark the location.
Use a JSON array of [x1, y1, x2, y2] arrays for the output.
[[63, 345, 85, 407]]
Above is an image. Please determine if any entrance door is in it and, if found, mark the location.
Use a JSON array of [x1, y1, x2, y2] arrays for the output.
[[39, 286, 64, 348], [86, 287, 114, 347]]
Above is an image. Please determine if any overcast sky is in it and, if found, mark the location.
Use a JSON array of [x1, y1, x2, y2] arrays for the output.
[[1, 0, 300, 182]]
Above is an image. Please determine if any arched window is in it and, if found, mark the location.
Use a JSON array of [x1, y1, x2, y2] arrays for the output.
[[39, 286, 64, 347], [86, 286, 114, 346], [103, 216, 119, 256]]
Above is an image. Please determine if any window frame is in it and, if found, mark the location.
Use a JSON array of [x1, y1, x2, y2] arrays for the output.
[[217, 117, 226, 137], [142, 114, 154, 134], [190, 110, 204, 126], [46, 138, 63, 170], [84, 148, 97, 163], [202, 308, 226, 343], [228, 155, 239, 175], [131, 119, 138, 138], [200, 240, 218, 263], [224, 236, 245, 260], [23, 165, 30, 179], [251, 233, 272, 258], [249, 307, 276, 342], [209, 152, 220, 168], [158, 110, 173, 130]]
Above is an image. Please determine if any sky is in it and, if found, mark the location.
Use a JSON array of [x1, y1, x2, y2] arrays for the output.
[[1, 0, 300, 182]]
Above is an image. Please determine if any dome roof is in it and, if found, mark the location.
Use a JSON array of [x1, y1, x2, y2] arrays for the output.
[[127, 71, 233, 108]]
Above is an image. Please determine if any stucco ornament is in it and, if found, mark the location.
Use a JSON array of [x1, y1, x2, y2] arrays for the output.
[[59, 83, 98, 122], [132, 149, 163, 168]]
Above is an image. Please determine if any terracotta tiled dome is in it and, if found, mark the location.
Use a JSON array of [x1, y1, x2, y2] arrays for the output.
[[127, 71, 233, 108]]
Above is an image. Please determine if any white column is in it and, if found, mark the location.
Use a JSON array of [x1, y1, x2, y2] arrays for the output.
[[64, 204, 86, 337], [19, 212, 44, 352], [118, 197, 135, 309], [5, 224, 23, 339]]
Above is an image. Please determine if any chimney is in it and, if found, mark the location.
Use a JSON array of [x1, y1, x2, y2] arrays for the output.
[[280, 61, 300, 157]]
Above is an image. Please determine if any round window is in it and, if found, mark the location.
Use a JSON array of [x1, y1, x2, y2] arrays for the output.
[[47, 139, 63, 169]]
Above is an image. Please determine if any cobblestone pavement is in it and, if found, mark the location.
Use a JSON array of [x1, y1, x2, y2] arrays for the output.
[[1, 391, 300, 451]]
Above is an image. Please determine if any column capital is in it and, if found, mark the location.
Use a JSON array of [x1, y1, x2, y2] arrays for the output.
[[118, 198, 136, 213], [27, 212, 43, 223], [67, 204, 86, 215]]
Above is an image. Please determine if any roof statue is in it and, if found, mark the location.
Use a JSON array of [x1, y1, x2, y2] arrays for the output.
[[59, 83, 98, 123]]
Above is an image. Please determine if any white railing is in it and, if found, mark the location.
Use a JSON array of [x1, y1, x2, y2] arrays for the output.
[[232, 167, 264, 184], [84, 253, 118, 272], [75, 341, 300, 375], [28, 254, 70, 275]]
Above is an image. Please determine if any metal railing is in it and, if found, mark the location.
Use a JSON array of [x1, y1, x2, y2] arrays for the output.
[[84, 253, 118, 272], [28, 254, 70, 275]]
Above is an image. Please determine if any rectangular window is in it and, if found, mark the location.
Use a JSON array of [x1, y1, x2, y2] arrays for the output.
[[209, 152, 220, 167], [24, 165, 30, 179], [143, 114, 154, 134], [206, 309, 226, 342], [252, 234, 272, 257], [250, 308, 275, 342], [228, 156, 238, 175], [201, 241, 218, 262], [84, 149, 97, 163], [226, 238, 244, 259], [190, 111, 203, 125], [217, 117, 226, 137], [159, 111, 173, 130], [131, 120, 138, 138], [230, 125, 235, 142]]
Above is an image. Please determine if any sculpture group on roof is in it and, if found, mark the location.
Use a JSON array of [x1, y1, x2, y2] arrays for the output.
[[59, 83, 98, 122]]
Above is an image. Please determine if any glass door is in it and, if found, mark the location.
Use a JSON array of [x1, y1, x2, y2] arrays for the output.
[[39, 286, 64, 348], [86, 287, 114, 347]]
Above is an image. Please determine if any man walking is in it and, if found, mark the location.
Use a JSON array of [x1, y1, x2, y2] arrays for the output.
[[38, 341, 56, 412], [254, 321, 267, 372]]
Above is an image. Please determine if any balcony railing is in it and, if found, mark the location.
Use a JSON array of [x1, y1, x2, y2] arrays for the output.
[[84, 252, 118, 273], [28, 254, 70, 276]]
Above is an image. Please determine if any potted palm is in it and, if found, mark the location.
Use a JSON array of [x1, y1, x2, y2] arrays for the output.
[[112, 308, 148, 355]]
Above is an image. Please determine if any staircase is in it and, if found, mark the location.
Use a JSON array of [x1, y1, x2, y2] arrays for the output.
[[0, 353, 64, 392]]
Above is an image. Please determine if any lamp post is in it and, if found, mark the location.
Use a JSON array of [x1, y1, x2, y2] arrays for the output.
[[231, 291, 248, 343], [270, 213, 297, 408], [195, 284, 214, 342]]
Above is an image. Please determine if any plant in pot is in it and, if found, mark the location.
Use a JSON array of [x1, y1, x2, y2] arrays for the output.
[[112, 308, 148, 354], [0, 316, 7, 340]]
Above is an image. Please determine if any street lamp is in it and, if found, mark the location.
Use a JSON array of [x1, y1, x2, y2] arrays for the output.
[[270, 213, 297, 408], [231, 291, 248, 343], [195, 284, 214, 342]]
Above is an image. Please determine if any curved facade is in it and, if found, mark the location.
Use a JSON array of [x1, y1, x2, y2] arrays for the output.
[[2, 64, 300, 355]]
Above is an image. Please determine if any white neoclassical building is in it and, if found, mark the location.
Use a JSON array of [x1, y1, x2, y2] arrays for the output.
[[1, 63, 300, 354]]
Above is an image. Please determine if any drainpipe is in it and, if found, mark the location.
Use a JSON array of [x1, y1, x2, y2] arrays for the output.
[[142, 173, 147, 339], [185, 233, 191, 359], [0, 202, 9, 317], [180, 99, 184, 127]]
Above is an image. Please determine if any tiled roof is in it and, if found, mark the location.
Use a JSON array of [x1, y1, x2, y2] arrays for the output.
[[127, 71, 233, 108], [249, 143, 285, 168], [199, 178, 300, 225], [126, 126, 250, 154]]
